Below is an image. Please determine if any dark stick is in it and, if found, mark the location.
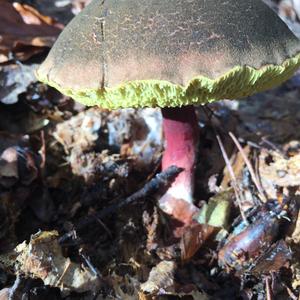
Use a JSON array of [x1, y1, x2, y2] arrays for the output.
[[59, 165, 183, 243]]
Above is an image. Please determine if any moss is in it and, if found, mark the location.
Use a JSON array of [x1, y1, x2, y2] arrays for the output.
[[36, 52, 300, 109]]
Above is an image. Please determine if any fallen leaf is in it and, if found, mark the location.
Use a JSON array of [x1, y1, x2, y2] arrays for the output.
[[259, 142, 300, 198], [197, 190, 233, 228], [140, 261, 176, 296], [139, 261, 209, 300], [180, 223, 215, 261], [0, 0, 62, 63], [15, 231, 101, 293]]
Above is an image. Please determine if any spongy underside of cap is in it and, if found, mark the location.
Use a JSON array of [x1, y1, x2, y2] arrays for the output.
[[37, 52, 300, 109]]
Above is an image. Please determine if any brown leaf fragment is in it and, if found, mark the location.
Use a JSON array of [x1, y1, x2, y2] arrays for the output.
[[15, 231, 101, 293], [0, 0, 62, 63], [13, 3, 59, 26], [139, 261, 209, 299], [140, 261, 176, 297], [148, 197, 217, 261], [259, 142, 300, 198], [180, 223, 215, 261], [144, 208, 160, 252]]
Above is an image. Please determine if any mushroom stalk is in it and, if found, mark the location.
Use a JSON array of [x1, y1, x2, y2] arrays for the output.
[[160, 106, 199, 227]]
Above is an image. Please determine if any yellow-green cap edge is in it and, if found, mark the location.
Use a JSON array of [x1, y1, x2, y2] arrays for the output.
[[36, 52, 300, 109]]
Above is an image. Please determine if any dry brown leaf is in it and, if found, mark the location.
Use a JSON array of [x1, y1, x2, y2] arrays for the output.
[[259, 142, 300, 198], [0, 0, 63, 63], [13, 3, 58, 26], [15, 231, 101, 293], [139, 261, 209, 300], [139, 261, 176, 298], [180, 223, 215, 261]]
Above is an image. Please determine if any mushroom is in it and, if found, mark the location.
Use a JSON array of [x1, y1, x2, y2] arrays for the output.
[[36, 0, 300, 237]]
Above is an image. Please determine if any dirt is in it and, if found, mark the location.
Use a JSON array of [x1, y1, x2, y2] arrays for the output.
[[1, 0, 300, 299]]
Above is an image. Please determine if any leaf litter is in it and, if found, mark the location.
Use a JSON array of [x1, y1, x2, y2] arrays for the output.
[[0, 0, 62, 63], [1, 0, 300, 299]]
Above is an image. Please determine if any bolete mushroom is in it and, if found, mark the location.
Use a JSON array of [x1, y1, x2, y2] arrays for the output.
[[36, 0, 300, 236]]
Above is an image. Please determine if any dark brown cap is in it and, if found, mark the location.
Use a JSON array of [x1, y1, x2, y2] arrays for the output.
[[36, 0, 300, 108]]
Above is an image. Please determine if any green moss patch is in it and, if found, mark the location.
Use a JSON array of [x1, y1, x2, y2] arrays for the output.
[[36, 52, 300, 109]]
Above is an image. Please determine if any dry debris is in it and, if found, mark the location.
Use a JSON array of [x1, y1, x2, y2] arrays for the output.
[[53, 108, 102, 154], [259, 141, 300, 198], [15, 231, 101, 293], [1, 0, 300, 299], [0, 63, 38, 105], [139, 261, 209, 300], [0, 0, 62, 63], [140, 261, 176, 296]]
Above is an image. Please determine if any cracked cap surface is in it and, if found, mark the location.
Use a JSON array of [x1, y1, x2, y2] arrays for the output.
[[36, 0, 300, 109]]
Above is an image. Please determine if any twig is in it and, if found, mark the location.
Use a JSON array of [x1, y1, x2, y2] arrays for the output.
[[56, 260, 71, 287], [265, 276, 273, 300], [201, 107, 247, 222], [79, 250, 102, 278], [216, 135, 248, 223], [95, 216, 113, 239], [91, 165, 182, 218], [253, 149, 265, 206], [261, 137, 288, 159], [229, 132, 267, 203], [39, 130, 46, 178], [59, 166, 183, 243], [282, 283, 298, 300], [8, 275, 22, 300]]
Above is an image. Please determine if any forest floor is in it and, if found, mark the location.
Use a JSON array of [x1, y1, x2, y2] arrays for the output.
[[1, 0, 300, 299]]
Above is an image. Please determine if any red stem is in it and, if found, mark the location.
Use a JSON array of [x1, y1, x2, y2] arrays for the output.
[[160, 106, 199, 227]]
